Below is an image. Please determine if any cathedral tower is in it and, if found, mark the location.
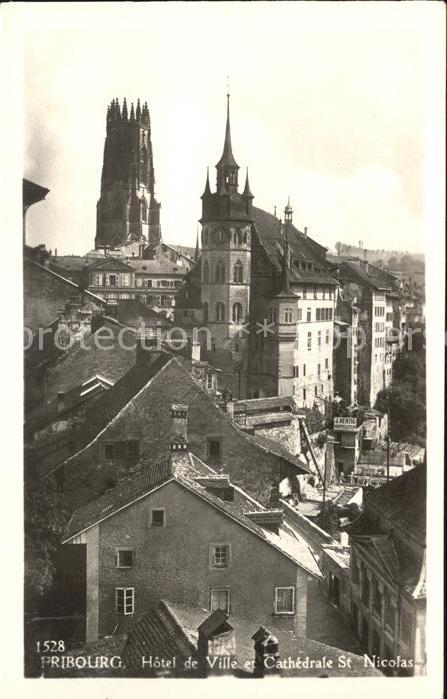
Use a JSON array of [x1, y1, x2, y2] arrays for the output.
[[95, 98, 161, 250], [200, 95, 253, 396]]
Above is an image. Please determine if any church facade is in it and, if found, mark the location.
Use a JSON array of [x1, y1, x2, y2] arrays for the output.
[[175, 98, 338, 405]]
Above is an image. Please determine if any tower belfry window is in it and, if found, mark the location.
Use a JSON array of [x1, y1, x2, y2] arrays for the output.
[[215, 261, 225, 283], [203, 260, 210, 283], [233, 260, 243, 283]]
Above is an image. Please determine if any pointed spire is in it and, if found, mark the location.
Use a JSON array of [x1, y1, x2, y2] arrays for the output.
[[216, 93, 239, 169], [130, 102, 135, 121], [243, 168, 254, 199], [201, 167, 212, 198], [122, 97, 128, 120], [115, 98, 121, 119], [194, 226, 200, 262], [136, 98, 141, 120]]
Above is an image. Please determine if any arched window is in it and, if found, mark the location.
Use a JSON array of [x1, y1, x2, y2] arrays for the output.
[[140, 198, 147, 222], [203, 301, 209, 323], [215, 261, 225, 283], [203, 260, 209, 283], [215, 302, 225, 322], [235, 229, 243, 246], [232, 302, 243, 323], [202, 228, 209, 246], [233, 260, 243, 283]]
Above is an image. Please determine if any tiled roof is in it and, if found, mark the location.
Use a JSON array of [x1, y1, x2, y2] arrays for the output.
[[86, 256, 136, 272], [43, 317, 138, 401], [252, 207, 337, 285], [26, 375, 111, 432], [64, 449, 321, 578], [367, 463, 426, 541], [129, 258, 188, 275], [232, 395, 294, 414], [115, 299, 173, 328], [122, 599, 381, 677], [338, 259, 395, 291], [164, 243, 196, 260], [244, 433, 310, 474], [49, 256, 87, 272], [43, 353, 174, 473]]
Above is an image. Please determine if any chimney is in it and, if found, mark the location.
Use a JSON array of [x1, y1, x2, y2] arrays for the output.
[[252, 626, 280, 677], [226, 401, 234, 420], [197, 611, 236, 677], [57, 392, 65, 413], [171, 404, 188, 441], [303, 226, 308, 237]]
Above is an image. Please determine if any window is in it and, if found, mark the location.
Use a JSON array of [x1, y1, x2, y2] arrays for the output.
[[307, 332, 312, 350], [109, 275, 117, 287], [313, 286, 318, 299], [115, 587, 134, 615], [203, 301, 208, 323], [151, 509, 165, 527], [232, 302, 243, 323], [274, 587, 295, 614], [115, 549, 133, 569], [326, 329, 330, 344], [303, 388, 306, 401], [104, 443, 114, 460], [297, 308, 302, 321], [307, 308, 311, 322], [314, 385, 318, 396], [210, 588, 230, 614], [203, 260, 209, 283], [303, 363, 306, 376], [215, 261, 225, 283], [317, 331, 321, 347], [127, 440, 140, 460], [325, 358, 329, 370], [284, 308, 293, 324], [208, 438, 222, 460], [302, 288, 307, 299], [293, 365, 299, 378], [317, 363, 321, 377], [233, 260, 243, 283], [210, 544, 230, 569], [215, 302, 225, 321]]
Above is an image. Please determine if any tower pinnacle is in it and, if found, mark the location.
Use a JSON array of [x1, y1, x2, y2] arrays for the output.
[[216, 94, 239, 193]]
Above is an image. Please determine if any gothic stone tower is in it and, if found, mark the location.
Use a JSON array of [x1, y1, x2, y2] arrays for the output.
[[95, 98, 161, 250], [200, 96, 253, 398]]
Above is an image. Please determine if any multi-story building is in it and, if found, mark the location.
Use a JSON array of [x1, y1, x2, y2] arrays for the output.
[[175, 98, 338, 403], [84, 256, 136, 302], [332, 259, 401, 408], [62, 408, 321, 642], [348, 464, 426, 676], [95, 98, 161, 250]]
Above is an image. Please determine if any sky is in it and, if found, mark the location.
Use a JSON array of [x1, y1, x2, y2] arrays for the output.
[[20, 2, 443, 255]]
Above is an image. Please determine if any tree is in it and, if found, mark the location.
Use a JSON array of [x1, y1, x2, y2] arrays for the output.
[[375, 348, 426, 445], [24, 447, 69, 613]]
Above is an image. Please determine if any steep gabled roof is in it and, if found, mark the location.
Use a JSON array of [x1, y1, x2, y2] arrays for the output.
[[251, 207, 337, 285], [42, 353, 174, 474], [63, 450, 321, 578], [337, 259, 395, 291], [86, 256, 135, 272]]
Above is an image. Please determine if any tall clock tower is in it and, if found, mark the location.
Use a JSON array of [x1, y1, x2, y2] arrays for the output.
[[200, 96, 253, 397], [95, 98, 161, 250]]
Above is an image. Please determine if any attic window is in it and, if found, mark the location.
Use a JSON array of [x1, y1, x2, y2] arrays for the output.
[[207, 437, 222, 461], [151, 509, 165, 527], [210, 544, 230, 569]]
